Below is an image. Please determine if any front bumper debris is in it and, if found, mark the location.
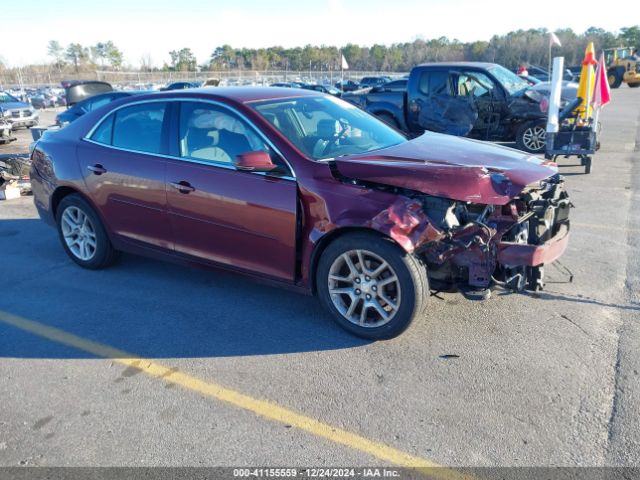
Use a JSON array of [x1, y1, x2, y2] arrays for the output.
[[399, 174, 573, 295], [497, 223, 570, 267]]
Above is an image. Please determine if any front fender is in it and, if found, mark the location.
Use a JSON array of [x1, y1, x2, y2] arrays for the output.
[[303, 189, 445, 292]]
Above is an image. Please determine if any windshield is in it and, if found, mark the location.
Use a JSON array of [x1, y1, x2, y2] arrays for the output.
[[251, 95, 407, 160], [489, 65, 530, 95], [0, 92, 19, 103]]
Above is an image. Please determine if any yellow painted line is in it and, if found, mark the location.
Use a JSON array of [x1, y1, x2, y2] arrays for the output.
[[0, 310, 472, 480]]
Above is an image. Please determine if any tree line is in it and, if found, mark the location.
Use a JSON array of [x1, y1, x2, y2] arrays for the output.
[[0, 26, 638, 83], [200, 26, 640, 72]]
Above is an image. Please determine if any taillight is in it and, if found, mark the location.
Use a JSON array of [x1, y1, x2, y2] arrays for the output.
[[539, 96, 549, 113]]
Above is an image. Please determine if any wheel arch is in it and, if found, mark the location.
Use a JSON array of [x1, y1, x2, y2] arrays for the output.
[[309, 227, 397, 295], [50, 186, 111, 237], [51, 185, 83, 217], [366, 104, 406, 130]]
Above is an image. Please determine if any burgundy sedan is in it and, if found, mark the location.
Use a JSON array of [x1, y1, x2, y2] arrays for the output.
[[30, 88, 571, 339]]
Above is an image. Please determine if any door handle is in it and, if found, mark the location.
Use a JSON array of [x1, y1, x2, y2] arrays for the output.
[[169, 181, 195, 193], [87, 164, 107, 175]]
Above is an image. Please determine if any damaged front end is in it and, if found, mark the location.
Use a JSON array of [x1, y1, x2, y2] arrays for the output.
[[369, 175, 571, 298]]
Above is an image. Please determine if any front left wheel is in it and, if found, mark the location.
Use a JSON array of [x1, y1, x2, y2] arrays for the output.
[[316, 233, 428, 340], [56, 194, 118, 269]]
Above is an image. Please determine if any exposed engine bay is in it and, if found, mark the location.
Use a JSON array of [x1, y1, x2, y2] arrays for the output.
[[416, 174, 571, 293], [337, 169, 572, 297]]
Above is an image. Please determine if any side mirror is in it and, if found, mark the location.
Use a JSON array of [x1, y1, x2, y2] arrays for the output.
[[234, 150, 278, 173]]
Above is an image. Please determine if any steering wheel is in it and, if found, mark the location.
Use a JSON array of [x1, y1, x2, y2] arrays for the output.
[[336, 118, 351, 140], [321, 119, 351, 156], [465, 87, 479, 111]]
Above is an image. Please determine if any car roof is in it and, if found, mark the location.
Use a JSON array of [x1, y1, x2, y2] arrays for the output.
[[119, 86, 322, 104], [75, 90, 136, 104], [416, 61, 500, 69]]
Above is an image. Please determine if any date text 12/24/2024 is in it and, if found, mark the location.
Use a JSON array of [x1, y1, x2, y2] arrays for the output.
[[232, 468, 401, 478]]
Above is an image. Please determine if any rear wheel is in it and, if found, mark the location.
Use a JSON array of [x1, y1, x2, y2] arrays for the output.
[[56, 194, 118, 269], [516, 121, 546, 154], [316, 232, 428, 340], [629, 82, 640, 88]]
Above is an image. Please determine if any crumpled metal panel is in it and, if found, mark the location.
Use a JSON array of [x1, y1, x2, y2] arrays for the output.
[[369, 198, 445, 252], [417, 94, 478, 137]]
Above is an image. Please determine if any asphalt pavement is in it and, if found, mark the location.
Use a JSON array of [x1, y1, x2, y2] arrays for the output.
[[0, 91, 638, 472]]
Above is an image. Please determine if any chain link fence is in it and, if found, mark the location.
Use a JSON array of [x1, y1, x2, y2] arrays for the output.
[[1, 69, 408, 89]]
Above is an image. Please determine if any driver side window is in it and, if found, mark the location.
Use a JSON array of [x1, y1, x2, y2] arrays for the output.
[[457, 74, 474, 96], [458, 72, 496, 98]]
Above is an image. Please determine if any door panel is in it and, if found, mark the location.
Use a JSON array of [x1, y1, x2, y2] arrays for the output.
[[458, 71, 503, 140], [411, 71, 477, 137], [166, 161, 297, 280], [77, 142, 171, 249]]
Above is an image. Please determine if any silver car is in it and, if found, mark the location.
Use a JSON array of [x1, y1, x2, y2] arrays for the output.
[[0, 91, 39, 129]]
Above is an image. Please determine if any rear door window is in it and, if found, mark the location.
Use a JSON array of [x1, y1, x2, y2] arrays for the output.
[[90, 114, 114, 144], [418, 71, 451, 96], [111, 102, 168, 154], [430, 71, 452, 96]]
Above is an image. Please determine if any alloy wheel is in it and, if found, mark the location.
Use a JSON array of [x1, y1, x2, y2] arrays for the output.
[[522, 125, 546, 152], [327, 249, 401, 328], [61, 206, 97, 261]]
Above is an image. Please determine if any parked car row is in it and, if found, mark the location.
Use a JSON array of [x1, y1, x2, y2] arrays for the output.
[[335, 76, 397, 92], [5, 87, 67, 110], [269, 76, 401, 97], [514, 65, 575, 83]]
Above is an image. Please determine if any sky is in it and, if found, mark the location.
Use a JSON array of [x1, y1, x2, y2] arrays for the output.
[[0, 0, 632, 68]]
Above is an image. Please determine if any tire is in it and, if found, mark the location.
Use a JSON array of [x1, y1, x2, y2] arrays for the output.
[[376, 113, 400, 129], [56, 194, 118, 269], [316, 232, 428, 340], [629, 83, 640, 88], [608, 68, 623, 89], [584, 156, 593, 174], [515, 121, 546, 154]]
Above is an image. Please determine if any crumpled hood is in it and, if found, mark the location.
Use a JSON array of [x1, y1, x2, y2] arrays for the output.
[[334, 132, 558, 205]]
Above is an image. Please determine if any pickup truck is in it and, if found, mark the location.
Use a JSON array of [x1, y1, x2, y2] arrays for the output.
[[341, 62, 551, 153]]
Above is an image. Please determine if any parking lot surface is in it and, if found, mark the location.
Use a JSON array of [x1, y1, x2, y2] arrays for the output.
[[0, 90, 639, 470]]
